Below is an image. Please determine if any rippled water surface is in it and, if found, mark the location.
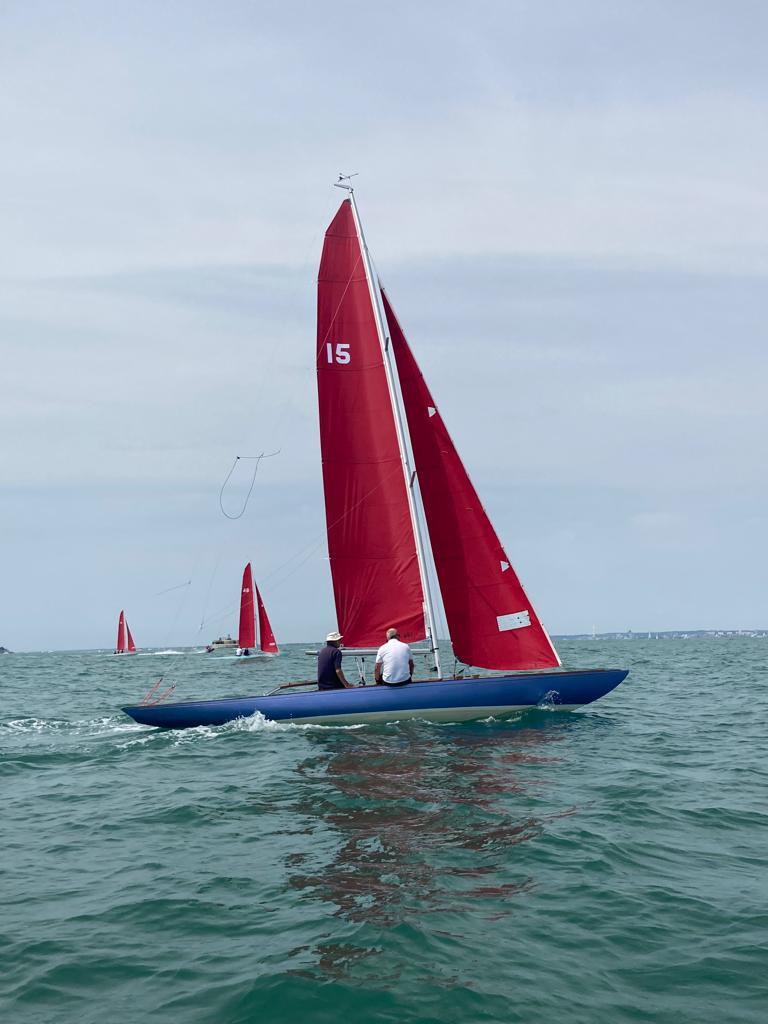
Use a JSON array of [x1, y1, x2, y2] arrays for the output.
[[1, 640, 766, 1023]]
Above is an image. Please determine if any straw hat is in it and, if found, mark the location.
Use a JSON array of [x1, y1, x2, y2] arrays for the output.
[[325, 631, 343, 642]]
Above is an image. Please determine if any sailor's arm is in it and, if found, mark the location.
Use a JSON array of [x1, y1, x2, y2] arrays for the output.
[[336, 665, 353, 688]]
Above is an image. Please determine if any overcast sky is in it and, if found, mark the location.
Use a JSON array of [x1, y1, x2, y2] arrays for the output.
[[1, 1, 767, 650]]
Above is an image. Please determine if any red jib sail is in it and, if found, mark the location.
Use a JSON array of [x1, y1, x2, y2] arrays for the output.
[[316, 199, 425, 646], [115, 610, 126, 653], [126, 620, 136, 653], [256, 585, 279, 654], [384, 290, 561, 671], [238, 563, 256, 649]]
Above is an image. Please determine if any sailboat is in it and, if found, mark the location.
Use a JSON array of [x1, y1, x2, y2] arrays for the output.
[[123, 190, 627, 727], [114, 610, 137, 655], [234, 563, 280, 659]]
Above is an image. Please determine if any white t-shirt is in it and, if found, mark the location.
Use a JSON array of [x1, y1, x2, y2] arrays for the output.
[[375, 638, 413, 683]]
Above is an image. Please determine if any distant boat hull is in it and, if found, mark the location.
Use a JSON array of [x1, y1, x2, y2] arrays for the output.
[[234, 652, 279, 662], [122, 668, 627, 729]]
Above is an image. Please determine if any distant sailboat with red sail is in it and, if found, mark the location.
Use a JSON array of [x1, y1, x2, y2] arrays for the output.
[[124, 188, 627, 727], [114, 610, 137, 655], [235, 563, 279, 659]]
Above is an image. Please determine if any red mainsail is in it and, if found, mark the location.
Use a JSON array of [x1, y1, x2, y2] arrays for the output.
[[238, 563, 256, 649], [316, 200, 425, 646], [384, 291, 561, 671], [126, 620, 136, 653], [115, 610, 126, 653], [256, 585, 279, 654]]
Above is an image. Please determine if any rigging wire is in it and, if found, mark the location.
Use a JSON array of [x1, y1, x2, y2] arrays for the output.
[[133, 211, 382, 698], [131, 223, 328, 701], [152, 580, 192, 597], [197, 247, 371, 627], [196, 462, 405, 633]]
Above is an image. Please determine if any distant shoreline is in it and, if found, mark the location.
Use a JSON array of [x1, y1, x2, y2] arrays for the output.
[[553, 629, 767, 640]]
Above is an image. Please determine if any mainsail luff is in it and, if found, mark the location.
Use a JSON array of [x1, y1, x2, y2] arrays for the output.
[[316, 198, 426, 647], [383, 290, 561, 671], [238, 563, 256, 649], [116, 610, 126, 653]]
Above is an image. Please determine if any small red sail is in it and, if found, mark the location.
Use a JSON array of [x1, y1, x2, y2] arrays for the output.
[[316, 199, 425, 646], [238, 563, 256, 649], [256, 585, 279, 654], [126, 620, 136, 653], [115, 610, 126, 653], [384, 291, 561, 671]]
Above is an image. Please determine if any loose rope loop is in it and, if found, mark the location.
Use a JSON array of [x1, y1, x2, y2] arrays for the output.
[[218, 451, 280, 520]]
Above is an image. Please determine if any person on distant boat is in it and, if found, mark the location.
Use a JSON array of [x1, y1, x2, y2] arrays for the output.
[[317, 631, 353, 690], [375, 628, 414, 686]]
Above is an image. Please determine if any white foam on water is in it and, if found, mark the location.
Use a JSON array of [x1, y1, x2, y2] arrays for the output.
[[536, 690, 563, 711], [169, 725, 221, 745], [1, 715, 147, 739], [227, 711, 366, 734]]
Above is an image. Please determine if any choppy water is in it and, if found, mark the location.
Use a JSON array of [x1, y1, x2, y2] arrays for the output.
[[1, 639, 766, 1023]]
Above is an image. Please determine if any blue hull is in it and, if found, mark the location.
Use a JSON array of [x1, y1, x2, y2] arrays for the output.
[[122, 668, 628, 729]]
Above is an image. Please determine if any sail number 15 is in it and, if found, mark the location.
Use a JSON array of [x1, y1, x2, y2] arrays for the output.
[[326, 343, 350, 364]]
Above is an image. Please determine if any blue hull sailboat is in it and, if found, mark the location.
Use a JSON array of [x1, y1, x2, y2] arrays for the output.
[[124, 669, 626, 728], [123, 186, 627, 729]]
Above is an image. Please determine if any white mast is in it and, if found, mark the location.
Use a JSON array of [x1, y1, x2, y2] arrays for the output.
[[344, 185, 443, 678]]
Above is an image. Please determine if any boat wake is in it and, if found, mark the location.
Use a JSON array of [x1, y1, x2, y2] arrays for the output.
[[138, 649, 185, 657], [154, 711, 367, 745], [0, 711, 365, 761], [1, 715, 146, 739]]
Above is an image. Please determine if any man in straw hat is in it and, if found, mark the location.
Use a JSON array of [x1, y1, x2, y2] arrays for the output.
[[317, 631, 353, 690]]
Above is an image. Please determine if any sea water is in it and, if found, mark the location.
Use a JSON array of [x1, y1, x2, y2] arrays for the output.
[[1, 639, 766, 1023]]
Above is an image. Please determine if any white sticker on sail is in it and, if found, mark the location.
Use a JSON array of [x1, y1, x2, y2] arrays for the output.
[[500, 560, 510, 572], [427, 406, 436, 417], [497, 610, 531, 632]]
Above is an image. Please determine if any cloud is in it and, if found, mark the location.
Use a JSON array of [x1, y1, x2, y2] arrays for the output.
[[2, 4, 768, 277]]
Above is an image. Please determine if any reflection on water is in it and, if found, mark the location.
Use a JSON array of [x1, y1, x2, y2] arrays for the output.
[[287, 717, 579, 979]]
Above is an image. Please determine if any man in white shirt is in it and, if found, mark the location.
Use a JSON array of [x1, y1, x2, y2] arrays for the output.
[[375, 628, 414, 686]]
